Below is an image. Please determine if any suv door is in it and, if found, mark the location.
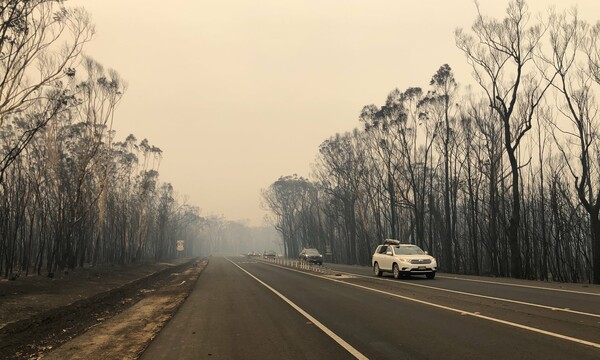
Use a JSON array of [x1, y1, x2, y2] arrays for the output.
[[378, 245, 392, 270]]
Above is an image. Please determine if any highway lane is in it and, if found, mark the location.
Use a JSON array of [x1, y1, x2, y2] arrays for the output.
[[244, 258, 600, 359], [325, 262, 600, 315], [140, 257, 353, 359], [142, 256, 600, 359], [320, 261, 600, 346], [310, 269, 600, 347]]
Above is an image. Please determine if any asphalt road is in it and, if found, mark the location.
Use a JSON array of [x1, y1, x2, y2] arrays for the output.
[[141, 257, 600, 359]]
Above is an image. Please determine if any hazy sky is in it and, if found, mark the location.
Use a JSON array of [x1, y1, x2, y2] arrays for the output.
[[68, 0, 600, 226]]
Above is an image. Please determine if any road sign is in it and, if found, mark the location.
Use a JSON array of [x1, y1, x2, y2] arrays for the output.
[[176, 240, 185, 252]]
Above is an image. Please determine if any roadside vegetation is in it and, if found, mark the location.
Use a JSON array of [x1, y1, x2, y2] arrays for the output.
[[0, 1, 270, 279], [263, 0, 600, 284]]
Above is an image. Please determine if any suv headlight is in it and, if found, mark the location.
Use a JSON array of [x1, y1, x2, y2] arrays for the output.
[[398, 258, 410, 263]]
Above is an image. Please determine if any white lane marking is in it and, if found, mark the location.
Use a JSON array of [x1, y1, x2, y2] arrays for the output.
[[268, 259, 600, 300], [227, 258, 368, 360], [436, 275, 600, 296], [261, 261, 600, 350], [333, 271, 600, 319]]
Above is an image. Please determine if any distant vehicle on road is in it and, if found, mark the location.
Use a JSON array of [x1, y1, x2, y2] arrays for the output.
[[263, 250, 276, 259], [299, 248, 323, 265], [372, 239, 437, 279]]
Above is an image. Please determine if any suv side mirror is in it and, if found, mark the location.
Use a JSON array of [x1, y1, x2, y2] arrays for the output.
[[386, 251, 393, 256], [424, 251, 428, 255]]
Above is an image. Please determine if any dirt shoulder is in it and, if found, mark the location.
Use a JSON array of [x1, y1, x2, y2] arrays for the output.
[[0, 257, 208, 359]]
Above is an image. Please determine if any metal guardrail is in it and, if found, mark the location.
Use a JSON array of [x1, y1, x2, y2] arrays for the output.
[[257, 256, 333, 275]]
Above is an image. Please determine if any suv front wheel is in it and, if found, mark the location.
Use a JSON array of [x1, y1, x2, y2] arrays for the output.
[[393, 263, 400, 279], [373, 262, 382, 277]]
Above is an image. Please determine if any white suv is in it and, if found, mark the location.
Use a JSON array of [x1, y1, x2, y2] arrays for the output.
[[372, 239, 437, 279]]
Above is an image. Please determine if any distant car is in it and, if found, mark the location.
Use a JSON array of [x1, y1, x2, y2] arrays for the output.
[[263, 250, 276, 259], [372, 239, 437, 279], [299, 248, 323, 265]]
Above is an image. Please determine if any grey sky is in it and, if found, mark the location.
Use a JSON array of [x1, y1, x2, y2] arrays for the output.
[[68, 0, 600, 226]]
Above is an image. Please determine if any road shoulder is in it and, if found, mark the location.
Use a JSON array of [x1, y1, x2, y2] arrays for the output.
[[44, 259, 208, 359]]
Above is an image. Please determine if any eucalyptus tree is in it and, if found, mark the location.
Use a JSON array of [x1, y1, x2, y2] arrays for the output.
[[359, 101, 401, 239], [544, 156, 590, 282], [465, 99, 507, 275], [89, 133, 161, 264], [64, 58, 124, 269], [174, 204, 203, 257], [540, 10, 600, 283], [456, 109, 486, 274], [419, 64, 459, 271], [315, 131, 372, 263], [155, 183, 175, 260], [530, 105, 553, 280], [105, 134, 139, 263], [456, 0, 555, 278], [195, 215, 223, 256], [117, 135, 162, 262], [76, 58, 126, 265], [0, 59, 130, 275], [0, 152, 30, 277], [396, 88, 439, 251], [351, 129, 385, 255], [133, 168, 160, 262], [0, 1, 94, 276], [353, 129, 387, 245], [360, 87, 439, 252], [20, 118, 55, 276], [0, 0, 94, 184], [261, 175, 317, 258]]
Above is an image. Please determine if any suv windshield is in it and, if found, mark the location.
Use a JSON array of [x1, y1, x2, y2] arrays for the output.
[[304, 249, 320, 255], [393, 245, 425, 255]]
